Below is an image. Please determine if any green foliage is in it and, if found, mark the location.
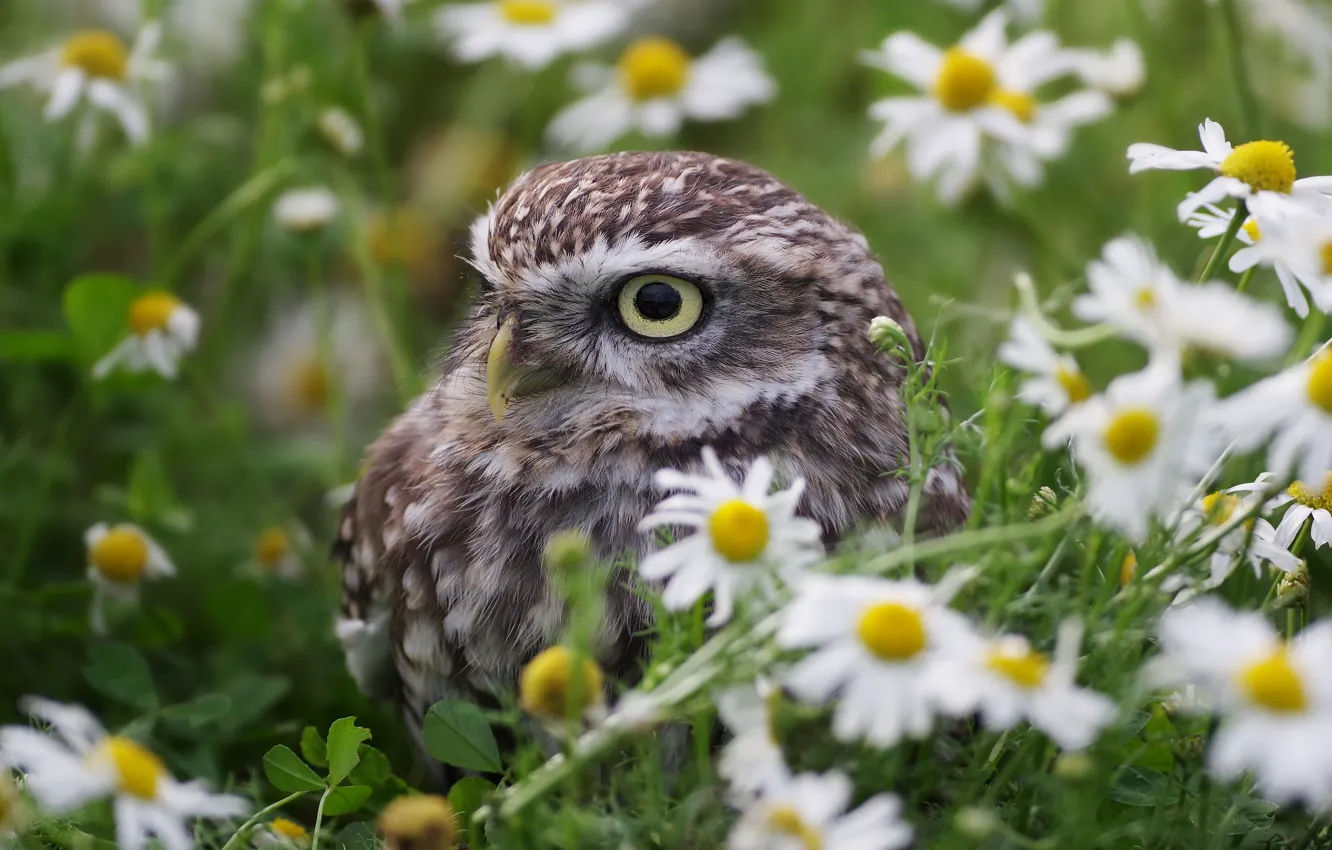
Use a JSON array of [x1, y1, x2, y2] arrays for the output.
[[422, 700, 502, 774]]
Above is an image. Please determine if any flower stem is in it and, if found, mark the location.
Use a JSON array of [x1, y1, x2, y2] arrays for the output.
[[1013, 273, 1118, 348], [217, 791, 309, 850], [1234, 266, 1254, 293], [310, 786, 333, 850], [862, 503, 1082, 575], [1197, 201, 1247, 283], [1218, 0, 1262, 139], [1285, 311, 1327, 367]]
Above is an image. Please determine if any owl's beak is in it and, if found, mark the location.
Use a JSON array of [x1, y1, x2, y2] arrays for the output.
[[486, 316, 565, 422]]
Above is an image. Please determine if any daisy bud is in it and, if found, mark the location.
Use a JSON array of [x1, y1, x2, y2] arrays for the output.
[[1171, 733, 1207, 762], [519, 646, 605, 722], [543, 529, 592, 578], [253, 817, 310, 849], [1119, 552, 1138, 587], [1053, 752, 1096, 780], [954, 806, 998, 839], [867, 315, 909, 353], [1026, 486, 1058, 520], [1276, 560, 1310, 609], [0, 774, 27, 839], [378, 795, 458, 850]]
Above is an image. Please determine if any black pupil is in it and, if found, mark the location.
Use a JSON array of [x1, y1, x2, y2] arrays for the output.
[[634, 281, 682, 321]]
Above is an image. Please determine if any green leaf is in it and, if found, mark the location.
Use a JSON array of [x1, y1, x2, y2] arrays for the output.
[[448, 776, 494, 836], [322, 785, 373, 816], [0, 329, 73, 363], [83, 643, 156, 711], [422, 700, 502, 774], [217, 674, 289, 733], [1108, 766, 1169, 807], [263, 745, 325, 793], [160, 694, 232, 730], [300, 726, 328, 768], [337, 822, 379, 850], [127, 449, 179, 524], [325, 717, 372, 786], [62, 273, 139, 364], [348, 746, 390, 787]]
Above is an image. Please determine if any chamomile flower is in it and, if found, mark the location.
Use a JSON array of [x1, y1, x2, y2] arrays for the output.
[[1127, 118, 1332, 221], [247, 524, 310, 580], [1230, 193, 1332, 317], [1269, 473, 1332, 550], [273, 187, 340, 233], [1151, 599, 1332, 805], [0, 698, 248, 849], [1212, 346, 1332, 484], [716, 680, 789, 802], [547, 37, 774, 153], [1184, 203, 1258, 243], [0, 773, 26, 847], [728, 771, 912, 850], [778, 571, 976, 747], [934, 621, 1115, 750], [1062, 38, 1145, 97], [85, 523, 175, 635], [0, 23, 168, 145], [1166, 487, 1299, 603], [519, 646, 606, 724], [1042, 361, 1215, 541], [997, 317, 1092, 414], [252, 818, 310, 849], [93, 291, 200, 381], [637, 448, 823, 627], [1071, 234, 1291, 362], [434, 0, 631, 71]]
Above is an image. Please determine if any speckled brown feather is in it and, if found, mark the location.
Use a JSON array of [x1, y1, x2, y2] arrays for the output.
[[333, 151, 969, 758]]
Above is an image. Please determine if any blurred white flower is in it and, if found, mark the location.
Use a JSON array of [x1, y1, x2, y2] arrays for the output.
[[252, 817, 310, 849], [998, 317, 1092, 414], [273, 187, 340, 232], [1184, 203, 1259, 243], [1267, 473, 1332, 550], [1063, 38, 1144, 97], [716, 680, 789, 802], [1212, 346, 1332, 484], [98, 0, 252, 72], [318, 107, 364, 157], [371, 0, 416, 22], [93, 291, 201, 381], [637, 448, 822, 626], [246, 524, 311, 580], [934, 620, 1116, 750], [1043, 361, 1214, 541], [85, 523, 175, 635], [778, 571, 976, 748], [0, 23, 168, 146], [0, 698, 248, 849], [1168, 486, 1299, 603], [863, 11, 1110, 204], [434, 0, 630, 70], [728, 771, 912, 850], [1230, 193, 1332, 317], [1127, 118, 1332, 220], [547, 37, 774, 153], [1072, 234, 1291, 363], [1150, 599, 1332, 806]]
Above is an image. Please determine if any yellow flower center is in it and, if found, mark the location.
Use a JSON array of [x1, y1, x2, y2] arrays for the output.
[[708, 499, 770, 563], [519, 646, 605, 720], [98, 736, 166, 800], [1202, 492, 1240, 526], [1321, 241, 1332, 276], [90, 527, 151, 583], [989, 89, 1036, 123], [1134, 286, 1156, 309], [767, 806, 823, 850], [857, 602, 927, 661], [1305, 351, 1332, 414], [377, 795, 458, 850], [1238, 648, 1307, 713], [255, 527, 290, 569], [287, 358, 329, 414], [618, 37, 691, 101], [933, 47, 996, 112], [1243, 218, 1262, 242], [498, 0, 556, 25], [1101, 407, 1159, 465], [61, 30, 129, 80], [128, 292, 182, 337], [1120, 551, 1137, 586], [986, 643, 1050, 690], [366, 207, 434, 272], [1055, 365, 1092, 404], [271, 818, 309, 840], [1287, 474, 1332, 511], [1219, 140, 1296, 194]]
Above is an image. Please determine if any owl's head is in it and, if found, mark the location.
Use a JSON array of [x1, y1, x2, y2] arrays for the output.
[[459, 151, 917, 448]]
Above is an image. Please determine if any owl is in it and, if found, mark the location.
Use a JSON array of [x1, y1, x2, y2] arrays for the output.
[[333, 150, 969, 766]]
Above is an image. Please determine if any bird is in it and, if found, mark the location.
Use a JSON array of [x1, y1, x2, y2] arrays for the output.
[[332, 150, 970, 769]]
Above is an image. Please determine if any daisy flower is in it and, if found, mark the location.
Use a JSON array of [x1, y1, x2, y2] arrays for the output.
[[317, 107, 364, 157], [1062, 38, 1145, 97], [434, 0, 631, 71], [934, 620, 1115, 750], [1165, 486, 1299, 603], [1042, 361, 1215, 541], [778, 571, 977, 747], [1185, 203, 1259, 243], [716, 679, 789, 802], [637, 448, 823, 627], [0, 698, 248, 850], [518, 646, 606, 724], [1127, 118, 1332, 221], [85, 523, 175, 635], [0, 23, 168, 146], [862, 11, 1108, 204], [273, 187, 340, 233], [93, 291, 200, 381], [728, 771, 912, 850], [1268, 473, 1332, 550], [547, 36, 774, 153], [0, 773, 26, 846], [1071, 234, 1291, 362], [997, 316, 1092, 414], [1212, 346, 1332, 484], [252, 818, 310, 849], [1151, 599, 1332, 805], [1229, 193, 1332, 317], [247, 524, 310, 580]]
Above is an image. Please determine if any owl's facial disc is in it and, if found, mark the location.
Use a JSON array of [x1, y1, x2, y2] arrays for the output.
[[486, 315, 568, 422]]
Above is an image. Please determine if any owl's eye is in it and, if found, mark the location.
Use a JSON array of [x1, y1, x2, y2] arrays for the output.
[[616, 274, 705, 339]]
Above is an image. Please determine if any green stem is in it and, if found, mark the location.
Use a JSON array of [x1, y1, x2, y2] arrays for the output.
[[1218, 0, 1262, 139], [1234, 266, 1254, 294], [1289, 818, 1327, 850], [861, 503, 1082, 575], [1286, 311, 1327, 367], [1197, 201, 1246, 284], [1013, 272, 1119, 348], [217, 791, 309, 850], [310, 786, 333, 850]]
